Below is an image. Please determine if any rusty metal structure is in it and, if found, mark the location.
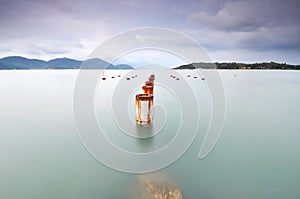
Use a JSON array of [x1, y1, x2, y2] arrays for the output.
[[136, 94, 153, 126], [136, 74, 155, 126]]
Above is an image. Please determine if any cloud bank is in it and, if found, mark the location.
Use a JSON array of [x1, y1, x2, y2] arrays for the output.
[[0, 0, 299, 64]]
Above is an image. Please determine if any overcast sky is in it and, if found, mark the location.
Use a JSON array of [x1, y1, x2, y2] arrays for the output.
[[0, 0, 299, 64]]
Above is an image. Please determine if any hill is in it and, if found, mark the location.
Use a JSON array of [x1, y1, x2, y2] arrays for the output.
[[114, 64, 133, 69], [47, 58, 82, 69], [174, 62, 300, 70], [0, 56, 134, 70], [1, 56, 298, 70], [0, 56, 46, 69]]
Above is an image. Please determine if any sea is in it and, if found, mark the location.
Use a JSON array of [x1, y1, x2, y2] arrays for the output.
[[0, 69, 299, 199]]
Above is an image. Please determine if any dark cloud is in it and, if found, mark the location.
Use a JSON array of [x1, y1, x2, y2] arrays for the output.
[[0, 0, 299, 63], [188, 0, 300, 31], [186, 0, 300, 62]]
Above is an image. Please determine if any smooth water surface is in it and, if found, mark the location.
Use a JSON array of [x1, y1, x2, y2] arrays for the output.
[[0, 70, 299, 199]]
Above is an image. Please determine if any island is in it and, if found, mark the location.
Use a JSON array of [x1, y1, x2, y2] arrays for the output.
[[0, 56, 299, 70], [174, 62, 300, 70]]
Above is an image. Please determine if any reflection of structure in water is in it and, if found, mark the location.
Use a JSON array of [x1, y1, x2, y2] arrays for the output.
[[136, 74, 155, 126], [135, 174, 183, 199]]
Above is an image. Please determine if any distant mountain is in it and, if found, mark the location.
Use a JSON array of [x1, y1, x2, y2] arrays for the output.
[[0, 56, 134, 70], [174, 64, 195, 70], [47, 58, 82, 69], [0, 56, 46, 69], [81, 58, 114, 69], [1, 56, 298, 70], [174, 62, 300, 70], [114, 64, 133, 69]]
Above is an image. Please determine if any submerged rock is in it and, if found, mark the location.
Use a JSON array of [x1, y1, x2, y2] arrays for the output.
[[134, 174, 183, 199]]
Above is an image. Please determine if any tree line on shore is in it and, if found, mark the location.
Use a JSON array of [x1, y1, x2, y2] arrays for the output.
[[174, 62, 300, 70]]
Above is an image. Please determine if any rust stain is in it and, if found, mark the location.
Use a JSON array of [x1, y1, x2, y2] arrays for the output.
[[142, 85, 153, 94], [135, 94, 153, 126], [136, 73, 155, 126], [145, 81, 153, 87]]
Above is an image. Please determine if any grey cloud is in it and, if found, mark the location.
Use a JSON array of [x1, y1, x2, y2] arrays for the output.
[[187, 0, 300, 31], [0, 0, 299, 63], [185, 0, 300, 59], [187, 24, 300, 53], [238, 26, 300, 50]]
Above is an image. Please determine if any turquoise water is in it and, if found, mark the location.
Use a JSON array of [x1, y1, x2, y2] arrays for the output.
[[0, 70, 299, 198]]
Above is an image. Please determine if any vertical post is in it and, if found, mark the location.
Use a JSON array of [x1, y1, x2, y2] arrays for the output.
[[136, 94, 153, 126], [136, 74, 155, 126]]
